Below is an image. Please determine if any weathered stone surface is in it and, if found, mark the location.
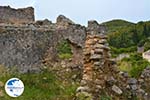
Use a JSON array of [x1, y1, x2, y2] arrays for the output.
[[94, 62, 101, 66], [98, 39, 107, 44], [0, 7, 86, 70], [137, 66, 150, 100], [122, 72, 129, 78], [94, 49, 103, 54], [128, 78, 137, 85], [138, 79, 144, 84], [0, 12, 87, 72], [76, 86, 90, 92], [35, 19, 52, 26], [0, 27, 53, 73], [130, 85, 138, 91], [142, 67, 150, 78], [87, 20, 106, 35], [106, 76, 117, 86], [0, 6, 34, 24], [90, 54, 102, 60], [77, 34, 123, 99], [94, 44, 104, 48], [112, 85, 123, 95], [80, 80, 87, 86], [56, 15, 74, 26]]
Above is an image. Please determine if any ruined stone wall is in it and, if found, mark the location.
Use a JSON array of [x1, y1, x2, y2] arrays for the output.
[[0, 15, 88, 73], [0, 25, 55, 73], [0, 6, 34, 24], [0, 7, 106, 73], [76, 34, 120, 99], [76, 33, 150, 100]]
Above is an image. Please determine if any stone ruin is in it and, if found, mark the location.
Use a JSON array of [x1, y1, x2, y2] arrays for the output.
[[0, 6, 107, 73], [76, 33, 150, 100], [0, 6, 34, 24], [76, 34, 112, 98], [0, 6, 150, 100], [0, 12, 87, 73]]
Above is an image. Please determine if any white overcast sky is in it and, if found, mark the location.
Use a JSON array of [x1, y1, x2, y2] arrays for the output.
[[0, 0, 150, 25]]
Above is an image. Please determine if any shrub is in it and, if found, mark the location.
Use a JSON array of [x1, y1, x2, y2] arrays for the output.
[[57, 40, 72, 59], [129, 60, 149, 78], [120, 53, 150, 78], [58, 53, 72, 59], [110, 46, 136, 56]]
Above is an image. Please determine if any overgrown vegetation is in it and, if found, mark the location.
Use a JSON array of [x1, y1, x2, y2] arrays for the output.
[[110, 46, 136, 57], [103, 20, 150, 78], [118, 53, 150, 78], [57, 40, 72, 59], [0, 66, 78, 100], [103, 20, 150, 55]]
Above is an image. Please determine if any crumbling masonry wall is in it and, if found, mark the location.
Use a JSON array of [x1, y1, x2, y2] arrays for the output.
[[76, 34, 119, 99], [0, 6, 34, 24], [76, 34, 150, 100]]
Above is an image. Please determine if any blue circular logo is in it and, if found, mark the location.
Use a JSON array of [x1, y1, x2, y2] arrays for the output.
[[5, 78, 24, 97]]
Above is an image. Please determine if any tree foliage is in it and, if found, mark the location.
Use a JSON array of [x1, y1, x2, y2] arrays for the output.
[[103, 20, 150, 54]]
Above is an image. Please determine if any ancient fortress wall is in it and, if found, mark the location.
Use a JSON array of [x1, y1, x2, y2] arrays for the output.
[[0, 6, 34, 24]]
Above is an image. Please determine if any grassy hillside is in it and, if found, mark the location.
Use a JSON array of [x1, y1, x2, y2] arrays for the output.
[[102, 20, 150, 78], [102, 20, 150, 53], [102, 19, 135, 33]]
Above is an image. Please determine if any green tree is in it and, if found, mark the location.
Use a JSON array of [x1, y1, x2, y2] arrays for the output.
[[143, 24, 149, 37], [131, 26, 139, 44]]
